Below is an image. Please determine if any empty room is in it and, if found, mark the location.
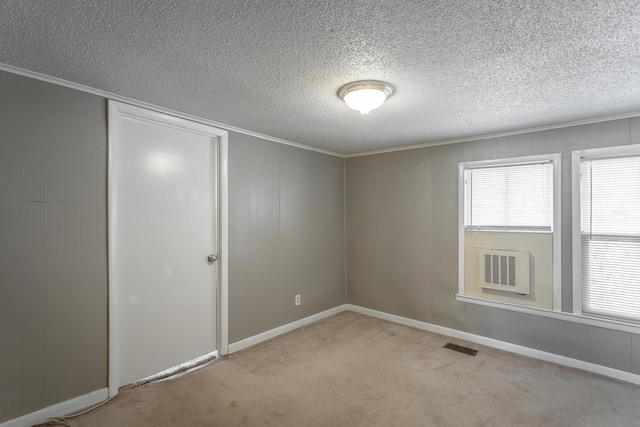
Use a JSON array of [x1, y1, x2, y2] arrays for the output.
[[2, 1, 640, 426]]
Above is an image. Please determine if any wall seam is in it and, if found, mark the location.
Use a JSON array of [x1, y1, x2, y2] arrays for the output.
[[248, 149, 254, 336], [17, 73, 23, 416], [344, 158, 348, 303], [427, 147, 433, 322], [278, 145, 283, 327], [78, 92, 84, 392], [41, 81, 46, 406]]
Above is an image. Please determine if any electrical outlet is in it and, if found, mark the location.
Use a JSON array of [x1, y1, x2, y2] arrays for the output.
[[295, 294, 301, 306]]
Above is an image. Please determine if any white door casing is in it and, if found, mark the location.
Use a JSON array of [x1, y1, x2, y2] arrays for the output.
[[108, 101, 229, 396]]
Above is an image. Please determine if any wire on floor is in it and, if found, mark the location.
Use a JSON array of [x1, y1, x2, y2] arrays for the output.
[[28, 352, 217, 426], [28, 395, 118, 427]]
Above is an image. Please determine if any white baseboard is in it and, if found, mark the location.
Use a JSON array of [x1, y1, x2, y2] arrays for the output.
[[229, 304, 348, 353], [6, 303, 637, 427], [1, 387, 108, 427], [346, 304, 640, 386]]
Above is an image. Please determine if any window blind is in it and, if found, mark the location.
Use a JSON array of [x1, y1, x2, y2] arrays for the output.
[[464, 162, 553, 231], [580, 156, 640, 323]]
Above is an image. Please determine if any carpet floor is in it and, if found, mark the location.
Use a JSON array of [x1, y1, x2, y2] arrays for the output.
[[65, 311, 640, 426]]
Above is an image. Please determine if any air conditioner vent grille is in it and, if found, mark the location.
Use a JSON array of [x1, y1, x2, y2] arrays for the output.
[[500, 255, 508, 285], [509, 256, 516, 287], [479, 249, 530, 295], [484, 255, 491, 283]]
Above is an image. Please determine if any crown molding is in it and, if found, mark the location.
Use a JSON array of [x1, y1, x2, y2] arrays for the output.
[[4, 62, 639, 161], [0, 62, 345, 159], [345, 111, 640, 158]]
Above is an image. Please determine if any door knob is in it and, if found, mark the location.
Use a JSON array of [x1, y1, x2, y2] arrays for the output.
[[207, 254, 218, 263]]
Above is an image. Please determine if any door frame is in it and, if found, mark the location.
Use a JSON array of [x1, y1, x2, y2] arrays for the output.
[[107, 100, 229, 397]]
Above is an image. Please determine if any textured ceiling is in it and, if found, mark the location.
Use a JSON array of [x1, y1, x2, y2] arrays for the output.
[[2, 1, 640, 155]]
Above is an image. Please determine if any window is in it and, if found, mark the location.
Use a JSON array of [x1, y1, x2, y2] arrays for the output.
[[574, 146, 640, 324], [458, 154, 561, 311], [464, 162, 553, 231]]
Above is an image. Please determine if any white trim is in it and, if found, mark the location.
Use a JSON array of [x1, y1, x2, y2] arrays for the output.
[[457, 154, 562, 311], [107, 101, 229, 396], [107, 101, 119, 397], [551, 153, 562, 310], [572, 143, 640, 160], [0, 388, 108, 427], [343, 159, 348, 302], [228, 305, 349, 353], [0, 62, 343, 159], [344, 112, 640, 158], [456, 294, 640, 334], [4, 62, 640, 160], [571, 151, 582, 314], [346, 304, 640, 386], [570, 143, 640, 319], [457, 162, 466, 296], [219, 136, 230, 355], [459, 154, 557, 169]]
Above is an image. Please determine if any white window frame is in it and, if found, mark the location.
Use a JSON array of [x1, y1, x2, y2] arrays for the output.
[[457, 154, 562, 311], [571, 144, 640, 323]]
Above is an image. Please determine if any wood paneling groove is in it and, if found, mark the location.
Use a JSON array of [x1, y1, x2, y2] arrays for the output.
[[18, 76, 46, 414]]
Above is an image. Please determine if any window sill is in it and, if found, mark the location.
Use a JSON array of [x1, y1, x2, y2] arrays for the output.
[[464, 228, 553, 234], [455, 294, 640, 335]]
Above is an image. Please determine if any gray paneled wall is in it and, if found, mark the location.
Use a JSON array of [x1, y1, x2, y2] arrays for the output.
[[346, 118, 640, 375], [229, 134, 345, 343], [279, 145, 345, 325], [0, 71, 108, 423], [347, 149, 432, 322], [229, 135, 282, 341], [0, 69, 346, 423]]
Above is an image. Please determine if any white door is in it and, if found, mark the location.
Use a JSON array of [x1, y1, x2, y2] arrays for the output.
[[109, 101, 219, 389]]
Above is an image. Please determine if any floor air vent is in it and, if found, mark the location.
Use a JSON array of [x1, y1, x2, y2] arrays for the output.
[[443, 342, 478, 356]]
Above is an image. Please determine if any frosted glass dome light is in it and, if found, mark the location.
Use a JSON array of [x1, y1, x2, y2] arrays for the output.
[[338, 80, 394, 115]]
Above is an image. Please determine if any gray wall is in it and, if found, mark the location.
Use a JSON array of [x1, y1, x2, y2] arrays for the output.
[[346, 118, 640, 375], [0, 71, 347, 423], [229, 134, 346, 343], [0, 71, 108, 422]]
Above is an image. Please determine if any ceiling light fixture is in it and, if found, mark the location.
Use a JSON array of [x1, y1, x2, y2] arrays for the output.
[[337, 80, 394, 115]]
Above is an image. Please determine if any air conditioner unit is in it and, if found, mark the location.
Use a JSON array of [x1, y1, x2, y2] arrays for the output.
[[479, 249, 530, 295]]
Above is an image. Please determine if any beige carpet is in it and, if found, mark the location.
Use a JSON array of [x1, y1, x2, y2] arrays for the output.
[[65, 311, 640, 426]]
